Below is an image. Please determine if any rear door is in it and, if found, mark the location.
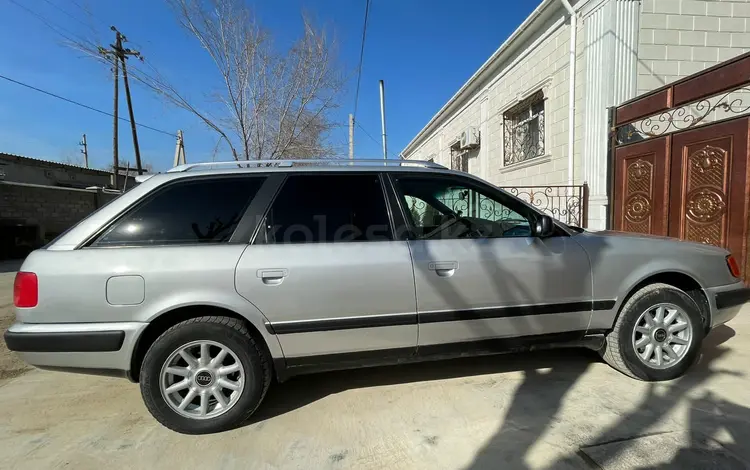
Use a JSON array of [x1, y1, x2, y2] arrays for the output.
[[234, 172, 418, 364], [387, 172, 595, 349]]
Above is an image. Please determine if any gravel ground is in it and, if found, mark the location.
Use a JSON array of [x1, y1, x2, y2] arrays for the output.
[[1, 259, 749, 469]]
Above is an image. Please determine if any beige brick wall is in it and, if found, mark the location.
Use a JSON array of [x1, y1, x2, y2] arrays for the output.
[[406, 5, 587, 189], [638, 0, 750, 94]]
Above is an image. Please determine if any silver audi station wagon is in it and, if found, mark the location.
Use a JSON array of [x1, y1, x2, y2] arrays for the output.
[[5, 159, 749, 434]]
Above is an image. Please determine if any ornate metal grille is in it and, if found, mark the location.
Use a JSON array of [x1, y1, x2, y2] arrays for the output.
[[615, 86, 750, 145], [450, 147, 469, 172], [501, 185, 588, 227], [408, 184, 589, 228], [503, 90, 545, 166], [434, 190, 524, 222]]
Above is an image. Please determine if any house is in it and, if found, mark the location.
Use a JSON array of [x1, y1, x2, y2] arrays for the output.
[[401, 0, 750, 230]]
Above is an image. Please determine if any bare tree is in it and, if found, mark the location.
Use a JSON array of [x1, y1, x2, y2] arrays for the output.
[[158, 0, 345, 160], [69, 0, 345, 160]]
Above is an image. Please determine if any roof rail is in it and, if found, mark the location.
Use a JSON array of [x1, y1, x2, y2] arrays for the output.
[[167, 159, 446, 173]]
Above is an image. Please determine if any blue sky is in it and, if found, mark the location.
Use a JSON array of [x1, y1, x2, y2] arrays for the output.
[[0, 0, 538, 172]]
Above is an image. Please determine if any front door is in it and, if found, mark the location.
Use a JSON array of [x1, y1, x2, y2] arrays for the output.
[[234, 172, 418, 363], [388, 173, 594, 348]]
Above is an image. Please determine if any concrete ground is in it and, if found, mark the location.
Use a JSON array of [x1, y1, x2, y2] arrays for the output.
[[1, 268, 749, 469]]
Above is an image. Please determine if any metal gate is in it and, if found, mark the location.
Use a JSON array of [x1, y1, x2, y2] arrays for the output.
[[610, 52, 750, 282]]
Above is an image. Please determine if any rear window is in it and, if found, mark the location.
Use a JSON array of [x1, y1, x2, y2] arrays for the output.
[[260, 173, 392, 244], [92, 176, 264, 246]]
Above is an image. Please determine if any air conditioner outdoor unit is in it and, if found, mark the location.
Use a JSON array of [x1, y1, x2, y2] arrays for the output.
[[459, 126, 479, 149]]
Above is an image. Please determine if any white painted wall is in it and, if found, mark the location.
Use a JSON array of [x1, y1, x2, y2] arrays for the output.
[[638, 0, 750, 94]]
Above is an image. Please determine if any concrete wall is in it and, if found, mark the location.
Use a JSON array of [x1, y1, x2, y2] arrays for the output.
[[403, 0, 588, 189], [0, 183, 118, 257], [638, 0, 750, 94]]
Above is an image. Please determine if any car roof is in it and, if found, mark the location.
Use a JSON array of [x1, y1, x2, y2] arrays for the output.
[[137, 159, 469, 184]]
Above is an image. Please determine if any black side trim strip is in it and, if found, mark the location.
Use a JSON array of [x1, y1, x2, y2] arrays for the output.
[[272, 315, 417, 335], [715, 287, 750, 310], [4, 330, 125, 352], [593, 300, 617, 311], [266, 300, 617, 335], [419, 300, 616, 324]]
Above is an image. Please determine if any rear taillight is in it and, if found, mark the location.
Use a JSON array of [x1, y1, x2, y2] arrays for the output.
[[13, 272, 38, 308], [727, 255, 741, 278]]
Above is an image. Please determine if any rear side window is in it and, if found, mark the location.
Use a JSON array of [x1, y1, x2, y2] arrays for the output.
[[93, 177, 264, 246], [262, 174, 392, 244]]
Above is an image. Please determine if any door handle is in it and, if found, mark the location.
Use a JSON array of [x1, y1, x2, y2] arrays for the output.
[[428, 261, 458, 277], [257, 269, 288, 286]]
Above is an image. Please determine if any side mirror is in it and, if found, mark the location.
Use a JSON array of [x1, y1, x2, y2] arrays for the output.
[[533, 215, 555, 238]]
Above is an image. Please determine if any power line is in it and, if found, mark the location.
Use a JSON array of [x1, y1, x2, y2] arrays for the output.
[[356, 121, 383, 148], [7, 0, 88, 45], [352, 0, 371, 121], [69, 0, 106, 25], [40, 0, 93, 31], [0, 74, 175, 137]]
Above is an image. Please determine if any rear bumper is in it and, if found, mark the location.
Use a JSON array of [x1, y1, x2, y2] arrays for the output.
[[706, 284, 750, 328], [4, 322, 147, 378]]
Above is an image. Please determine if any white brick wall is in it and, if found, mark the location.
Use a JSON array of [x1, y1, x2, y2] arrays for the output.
[[638, 0, 750, 95], [405, 0, 750, 210]]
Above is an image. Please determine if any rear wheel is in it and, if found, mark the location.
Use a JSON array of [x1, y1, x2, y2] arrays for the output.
[[601, 283, 704, 381], [139, 316, 271, 434]]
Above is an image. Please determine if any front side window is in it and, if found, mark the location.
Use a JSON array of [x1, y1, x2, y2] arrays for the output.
[[503, 90, 545, 166], [263, 174, 392, 244], [394, 175, 532, 239], [93, 177, 264, 246]]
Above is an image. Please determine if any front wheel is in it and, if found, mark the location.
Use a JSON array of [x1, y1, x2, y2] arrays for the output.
[[601, 283, 704, 381], [139, 316, 271, 434]]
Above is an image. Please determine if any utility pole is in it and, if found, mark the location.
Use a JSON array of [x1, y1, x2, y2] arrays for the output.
[[79, 133, 89, 168], [120, 43, 143, 175], [173, 130, 187, 167], [99, 26, 144, 182], [348, 114, 354, 159], [379, 80, 388, 160], [111, 48, 119, 188]]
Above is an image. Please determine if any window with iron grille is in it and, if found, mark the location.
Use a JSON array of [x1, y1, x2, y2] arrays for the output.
[[503, 90, 545, 166]]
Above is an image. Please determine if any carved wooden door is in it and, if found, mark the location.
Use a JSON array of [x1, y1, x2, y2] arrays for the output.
[[668, 118, 750, 278], [613, 137, 671, 235]]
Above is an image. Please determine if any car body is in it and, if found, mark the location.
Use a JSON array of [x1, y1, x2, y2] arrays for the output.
[[5, 159, 749, 433]]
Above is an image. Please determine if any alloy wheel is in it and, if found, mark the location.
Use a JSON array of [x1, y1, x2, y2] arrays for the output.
[[631, 302, 693, 370], [159, 340, 245, 420]]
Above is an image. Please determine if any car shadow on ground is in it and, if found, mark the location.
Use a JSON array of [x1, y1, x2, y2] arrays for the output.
[[466, 324, 749, 470], [250, 348, 600, 425], [249, 325, 736, 427], [246, 325, 750, 468]]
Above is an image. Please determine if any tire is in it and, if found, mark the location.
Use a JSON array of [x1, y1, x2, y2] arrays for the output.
[[139, 316, 271, 434], [601, 283, 704, 381]]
